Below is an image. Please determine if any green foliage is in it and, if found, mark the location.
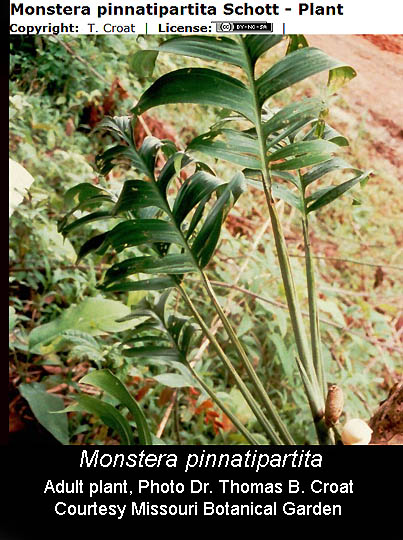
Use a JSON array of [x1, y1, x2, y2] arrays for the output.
[[70, 369, 153, 445], [63, 393, 135, 445], [131, 35, 374, 444], [29, 296, 144, 354], [135, 37, 369, 222], [59, 116, 246, 286], [9, 35, 401, 446]]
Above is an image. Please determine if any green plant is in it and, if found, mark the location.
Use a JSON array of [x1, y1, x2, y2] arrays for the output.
[[57, 35, 371, 445], [61, 369, 153, 445], [58, 118, 274, 444], [130, 35, 371, 443]]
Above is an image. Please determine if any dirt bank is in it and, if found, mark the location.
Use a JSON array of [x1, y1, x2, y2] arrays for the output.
[[307, 35, 403, 175]]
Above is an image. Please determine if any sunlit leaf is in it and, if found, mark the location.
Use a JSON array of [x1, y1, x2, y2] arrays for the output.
[[29, 297, 141, 353], [153, 373, 193, 388], [37, 224, 76, 262], [327, 66, 357, 94], [9, 159, 35, 217], [286, 35, 309, 55]]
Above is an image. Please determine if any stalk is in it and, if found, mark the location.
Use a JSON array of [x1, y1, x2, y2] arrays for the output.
[[158, 175, 294, 444], [294, 355, 334, 445], [302, 215, 326, 399], [265, 202, 320, 396], [159, 291, 260, 445], [200, 270, 295, 444], [177, 281, 284, 444], [238, 36, 330, 443], [152, 296, 259, 445]]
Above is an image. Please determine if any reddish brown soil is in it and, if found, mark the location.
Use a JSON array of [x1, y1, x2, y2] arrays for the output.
[[361, 35, 403, 55], [307, 35, 403, 175]]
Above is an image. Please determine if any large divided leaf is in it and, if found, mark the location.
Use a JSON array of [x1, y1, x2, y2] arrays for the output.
[[62, 125, 245, 295], [122, 295, 203, 392], [131, 36, 365, 220]]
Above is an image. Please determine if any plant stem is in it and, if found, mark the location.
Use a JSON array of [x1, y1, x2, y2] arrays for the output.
[[239, 36, 329, 443], [157, 169, 294, 444], [266, 201, 320, 394], [177, 281, 284, 444], [159, 291, 261, 445], [302, 215, 326, 399], [199, 271, 295, 444]]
